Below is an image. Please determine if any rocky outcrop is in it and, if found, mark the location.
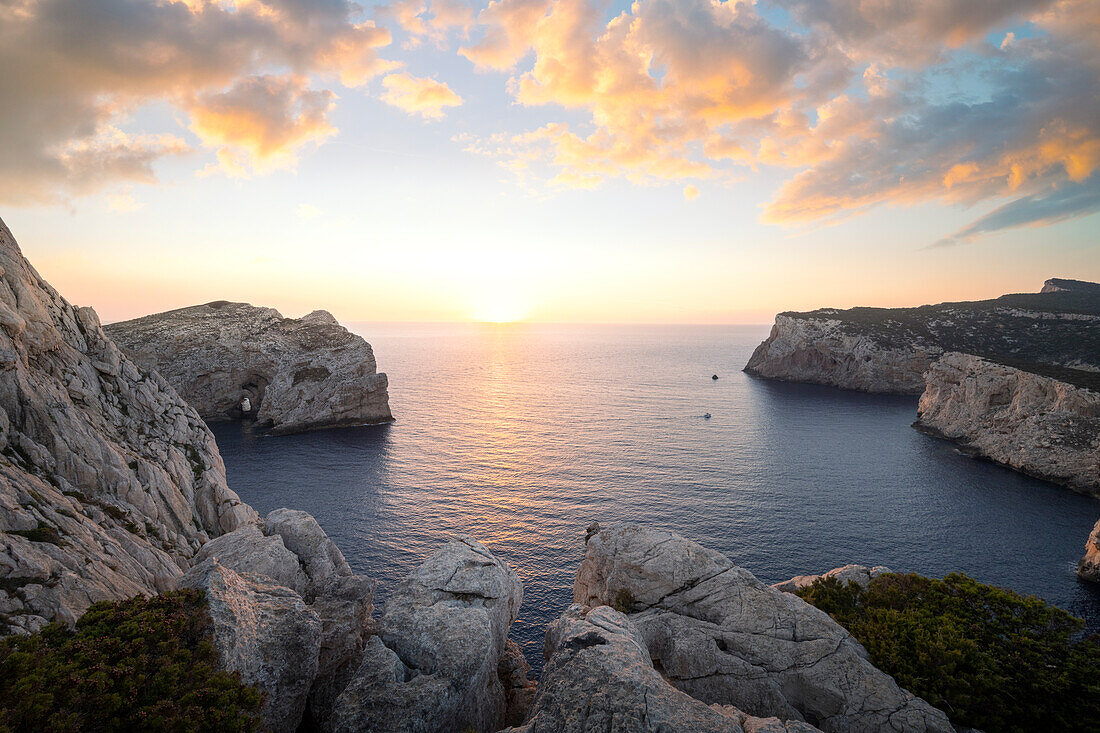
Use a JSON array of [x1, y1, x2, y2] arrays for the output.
[[328, 536, 525, 732], [744, 315, 937, 393], [1080, 519, 1100, 583], [180, 559, 322, 732], [506, 603, 821, 733], [0, 216, 255, 635], [182, 508, 376, 730], [745, 281, 1100, 394], [915, 353, 1100, 496], [573, 524, 953, 732], [105, 301, 391, 435], [772, 564, 892, 594]]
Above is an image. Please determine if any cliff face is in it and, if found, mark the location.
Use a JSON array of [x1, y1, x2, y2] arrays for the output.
[[0, 217, 256, 634], [106, 302, 391, 435], [744, 282, 1100, 394], [1081, 520, 1100, 583], [915, 353, 1100, 496], [744, 315, 939, 393]]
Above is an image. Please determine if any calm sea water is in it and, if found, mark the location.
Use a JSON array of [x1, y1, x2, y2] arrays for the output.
[[210, 323, 1100, 673]]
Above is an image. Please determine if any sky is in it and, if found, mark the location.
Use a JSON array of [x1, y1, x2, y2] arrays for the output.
[[0, 0, 1098, 324]]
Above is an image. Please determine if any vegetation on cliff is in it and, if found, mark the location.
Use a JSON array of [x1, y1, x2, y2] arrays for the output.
[[798, 572, 1100, 732], [0, 590, 264, 732]]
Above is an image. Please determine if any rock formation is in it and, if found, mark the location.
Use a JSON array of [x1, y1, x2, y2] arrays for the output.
[[915, 353, 1100, 497], [105, 301, 391, 435], [771, 564, 892, 594], [180, 508, 376, 731], [744, 281, 1100, 394], [1080, 519, 1100, 583], [572, 524, 953, 732], [505, 603, 821, 733], [0, 216, 255, 634], [328, 535, 527, 733]]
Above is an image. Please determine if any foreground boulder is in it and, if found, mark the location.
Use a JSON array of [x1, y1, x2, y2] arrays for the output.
[[329, 536, 525, 733], [574, 524, 953, 732], [772, 564, 892, 594], [185, 508, 376, 729], [106, 301, 392, 435], [180, 560, 322, 733], [744, 279, 1100, 394], [0, 217, 255, 634], [915, 352, 1100, 497], [506, 603, 819, 733]]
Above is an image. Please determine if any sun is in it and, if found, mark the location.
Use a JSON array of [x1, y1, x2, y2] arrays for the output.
[[471, 286, 530, 323]]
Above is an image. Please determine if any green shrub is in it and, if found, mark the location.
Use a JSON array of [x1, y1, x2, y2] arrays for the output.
[[0, 590, 264, 733], [797, 572, 1100, 732]]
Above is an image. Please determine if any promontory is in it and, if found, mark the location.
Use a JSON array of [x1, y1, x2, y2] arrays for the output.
[[106, 302, 392, 435]]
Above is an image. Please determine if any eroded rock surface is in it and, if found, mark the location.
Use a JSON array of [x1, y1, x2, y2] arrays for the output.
[[505, 604, 755, 733], [329, 536, 523, 733], [0, 216, 255, 635], [574, 524, 953, 733], [1080, 518, 1100, 583], [915, 353, 1100, 497], [744, 282, 1100, 394], [106, 301, 391, 435], [183, 508, 376, 729], [772, 564, 892, 594]]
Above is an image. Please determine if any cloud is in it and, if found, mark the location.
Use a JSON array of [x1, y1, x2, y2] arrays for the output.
[[683, 184, 699, 201], [380, 73, 463, 118], [296, 203, 323, 220], [0, 0, 394, 205], [459, 0, 1100, 241], [933, 174, 1100, 246], [380, 0, 475, 48], [188, 75, 337, 176]]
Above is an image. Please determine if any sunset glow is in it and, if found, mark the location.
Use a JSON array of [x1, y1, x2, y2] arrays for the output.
[[0, 0, 1096, 322]]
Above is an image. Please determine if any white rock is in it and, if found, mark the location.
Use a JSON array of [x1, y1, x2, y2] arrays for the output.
[[105, 301, 392, 435], [180, 560, 321, 733], [772, 564, 892, 594], [575, 524, 953, 733]]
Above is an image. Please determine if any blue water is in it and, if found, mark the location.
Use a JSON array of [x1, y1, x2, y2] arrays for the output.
[[210, 323, 1100, 673]]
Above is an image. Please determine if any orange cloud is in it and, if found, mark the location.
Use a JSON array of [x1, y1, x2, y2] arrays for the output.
[[0, 0, 395, 205], [187, 76, 337, 176], [380, 73, 463, 118]]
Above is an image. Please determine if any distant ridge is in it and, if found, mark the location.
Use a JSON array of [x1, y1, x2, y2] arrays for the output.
[[1041, 278, 1100, 294]]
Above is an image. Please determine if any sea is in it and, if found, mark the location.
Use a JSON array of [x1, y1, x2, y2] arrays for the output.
[[210, 323, 1100, 673]]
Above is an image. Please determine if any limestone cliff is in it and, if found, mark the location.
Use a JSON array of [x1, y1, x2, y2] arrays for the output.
[[106, 302, 391, 435], [914, 353, 1100, 497], [0, 217, 256, 634], [745, 282, 1100, 394], [1081, 519, 1100, 583]]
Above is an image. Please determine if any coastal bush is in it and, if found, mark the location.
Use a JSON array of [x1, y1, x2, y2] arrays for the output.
[[0, 589, 264, 732], [797, 572, 1100, 732]]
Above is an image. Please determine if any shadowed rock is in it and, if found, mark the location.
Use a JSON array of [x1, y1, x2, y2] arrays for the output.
[[329, 536, 524, 733], [105, 301, 392, 435]]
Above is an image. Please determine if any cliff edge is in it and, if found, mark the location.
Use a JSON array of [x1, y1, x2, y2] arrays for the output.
[[744, 281, 1100, 394]]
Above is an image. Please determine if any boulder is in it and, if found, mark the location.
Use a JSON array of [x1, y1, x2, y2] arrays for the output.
[[772, 564, 892, 594], [329, 536, 523, 733], [105, 301, 392, 435], [505, 604, 820, 733], [180, 560, 322, 733], [575, 524, 953, 733]]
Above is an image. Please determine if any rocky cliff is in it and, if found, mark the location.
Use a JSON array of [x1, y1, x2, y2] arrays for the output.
[[1081, 519, 1100, 583], [914, 353, 1100, 497], [744, 281, 1100, 394], [0, 216, 256, 634], [105, 302, 391, 435]]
